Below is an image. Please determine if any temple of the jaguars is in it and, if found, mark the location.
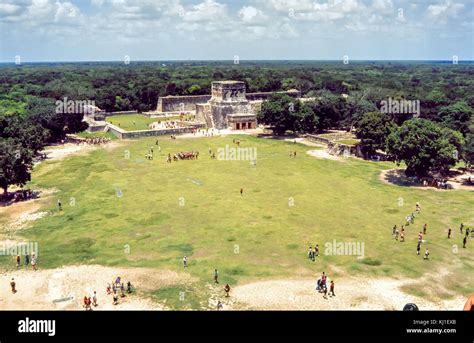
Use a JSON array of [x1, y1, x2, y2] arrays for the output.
[[84, 80, 301, 138]]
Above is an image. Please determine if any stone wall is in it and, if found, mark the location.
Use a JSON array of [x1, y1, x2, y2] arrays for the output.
[[157, 95, 211, 112], [304, 134, 332, 145], [156, 90, 301, 113], [196, 103, 213, 127], [246, 90, 301, 100], [249, 100, 263, 114], [106, 123, 204, 139]]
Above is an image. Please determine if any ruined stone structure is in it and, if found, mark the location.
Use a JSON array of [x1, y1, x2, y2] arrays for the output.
[[156, 81, 301, 130], [83, 80, 303, 138], [195, 81, 255, 130]]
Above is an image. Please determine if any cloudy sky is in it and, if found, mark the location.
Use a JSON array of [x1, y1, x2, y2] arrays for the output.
[[0, 0, 473, 62]]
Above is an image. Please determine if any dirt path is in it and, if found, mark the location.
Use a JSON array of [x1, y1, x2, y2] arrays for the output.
[[306, 149, 343, 161], [229, 276, 466, 310], [0, 265, 195, 310], [39, 141, 124, 163], [379, 169, 473, 191]]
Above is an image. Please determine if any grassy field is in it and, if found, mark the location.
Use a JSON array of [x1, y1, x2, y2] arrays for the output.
[[2, 135, 473, 308], [106, 114, 190, 131]]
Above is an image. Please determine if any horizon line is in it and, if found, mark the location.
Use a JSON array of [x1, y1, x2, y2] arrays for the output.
[[1, 58, 473, 64]]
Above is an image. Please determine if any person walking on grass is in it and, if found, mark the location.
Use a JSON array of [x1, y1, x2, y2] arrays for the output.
[[392, 225, 397, 237], [416, 202, 421, 213], [463, 236, 467, 249], [57, 199, 62, 211], [314, 244, 319, 259], [25, 253, 29, 266], [183, 256, 188, 268], [214, 269, 219, 284], [460, 223, 464, 234], [423, 223, 427, 235], [424, 248, 429, 260], [16, 255, 20, 268], [466, 228, 470, 238], [416, 242, 421, 256], [448, 227, 452, 239]]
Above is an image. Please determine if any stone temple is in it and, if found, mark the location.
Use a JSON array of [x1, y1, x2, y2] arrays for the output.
[[84, 80, 302, 137], [196, 81, 256, 130], [156, 80, 301, 130]]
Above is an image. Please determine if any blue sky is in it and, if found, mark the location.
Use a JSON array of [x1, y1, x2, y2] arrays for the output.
[[0, 0, 473, 62]]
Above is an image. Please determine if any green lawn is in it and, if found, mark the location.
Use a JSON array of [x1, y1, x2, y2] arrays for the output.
[[106, 114, 191, 131], [106, 114, 156, 131], [2, 135, 473, 308], [76, 131, 117, 140]]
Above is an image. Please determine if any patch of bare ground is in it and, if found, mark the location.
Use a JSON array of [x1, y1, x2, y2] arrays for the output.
[[0, 265, 196, 310], [39, 141, 124, 163], [379, 169, 473, 191], [306, 149, 343, 161], [229, 275, 466, 310]]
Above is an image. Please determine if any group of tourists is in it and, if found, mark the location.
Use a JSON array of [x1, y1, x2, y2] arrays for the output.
[[193, 128, 217, 137], [315, 272, 335, 299], [83, 291, 98, 311], [105, 277, 134, 307], [77, 137, 111, 145], [149, 120, 181, 130], [422, 177, 450, 189], [15, 252, 38, 271], [391, 202, 471, 259], [11, 189, 38, 203], [208, 148, 216, 159], [6, 253, 37, 295], [459, 223, 472, 248], [391, 202, 431, 259], [166, 151, 199, 163], [145, 146, 157, 160], [81, 277, 134, 310], [307, 245, 320, 261]]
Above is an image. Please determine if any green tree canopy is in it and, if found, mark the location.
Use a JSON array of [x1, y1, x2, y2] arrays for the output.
[[355, 111, 396, 155], [386, 118, 463, 177], [0, 139, 33, 196]]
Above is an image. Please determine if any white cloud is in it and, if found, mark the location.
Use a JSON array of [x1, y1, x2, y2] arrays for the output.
[[238, 6, 268, 23], [182, 0, 227, 23], [427, 1, 464, 20]]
